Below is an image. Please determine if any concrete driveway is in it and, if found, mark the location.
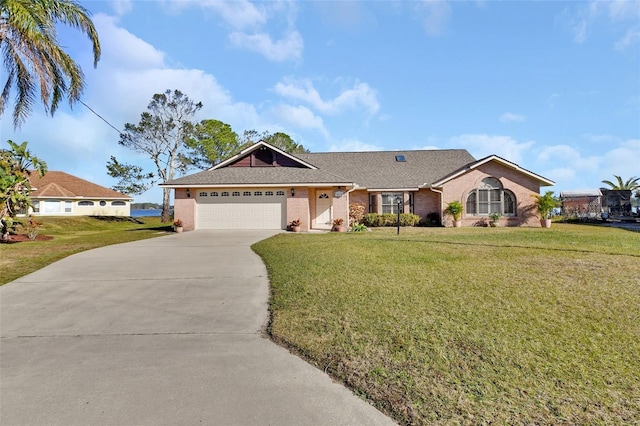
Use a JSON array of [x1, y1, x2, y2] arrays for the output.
[[1, 230, 394, 425]]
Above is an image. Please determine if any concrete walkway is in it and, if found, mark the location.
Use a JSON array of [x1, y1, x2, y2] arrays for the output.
[[1, 231, 394, 425]]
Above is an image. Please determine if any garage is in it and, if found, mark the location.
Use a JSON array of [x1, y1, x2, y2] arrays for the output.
[[195, 189, 286, 230]]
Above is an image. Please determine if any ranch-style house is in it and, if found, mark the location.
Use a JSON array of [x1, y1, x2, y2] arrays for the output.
[[161, 141, 554, 231], [26, 171, 132, 217]]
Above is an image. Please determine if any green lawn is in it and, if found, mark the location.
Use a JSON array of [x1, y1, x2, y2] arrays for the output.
[[1, 216, 171, 285], [252, 224, 640, 424]]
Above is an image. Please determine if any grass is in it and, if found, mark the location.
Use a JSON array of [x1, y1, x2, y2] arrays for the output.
[[252, 224, 640, 424], [0, 216, 172, 285]]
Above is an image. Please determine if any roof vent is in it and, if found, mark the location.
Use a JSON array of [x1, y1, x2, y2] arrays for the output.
[[395, 154, 406, 162]]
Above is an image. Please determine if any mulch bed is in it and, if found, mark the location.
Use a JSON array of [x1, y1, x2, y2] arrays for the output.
[[0, 234, 54, 244]]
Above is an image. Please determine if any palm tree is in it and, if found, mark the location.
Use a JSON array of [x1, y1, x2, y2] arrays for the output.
[[0, 0, 101, 128], [601, 175, 640, 191]]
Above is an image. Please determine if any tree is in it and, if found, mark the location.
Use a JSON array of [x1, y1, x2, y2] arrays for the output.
[[1, 140, 47, 239], [263, 131, 309, 153], [0, 0, 101, 128], [183, 119, 240, 169], [601, 175, 640, 191], [108, 90, 202, 222], [239, 129, 309, 154]]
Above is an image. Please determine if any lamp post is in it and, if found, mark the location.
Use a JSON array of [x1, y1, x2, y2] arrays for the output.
[[395, 196, 402, 235]]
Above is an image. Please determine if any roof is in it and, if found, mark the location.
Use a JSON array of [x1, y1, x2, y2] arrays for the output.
[[295, 149, 475, 189], [29, 171, 132, 200], [162, 142, 554, 190], [431, 155, 555, 187], [163, 167, 355, 187], [560, 189, 602, 197]]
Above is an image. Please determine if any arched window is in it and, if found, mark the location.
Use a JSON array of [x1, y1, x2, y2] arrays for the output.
[[466, 178, 516, 216]]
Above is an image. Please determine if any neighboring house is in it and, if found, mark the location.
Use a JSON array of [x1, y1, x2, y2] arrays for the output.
[[26, 171, 132, 216], [161, 141, 554, 231], [560, 189, 634, 219]]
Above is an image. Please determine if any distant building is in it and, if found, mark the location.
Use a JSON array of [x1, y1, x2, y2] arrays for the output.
[[26, 171, 132, 216], [560, 189, 633, 219]]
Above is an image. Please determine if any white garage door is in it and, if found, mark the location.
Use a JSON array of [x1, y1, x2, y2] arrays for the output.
[[196, 189, 286, 230]]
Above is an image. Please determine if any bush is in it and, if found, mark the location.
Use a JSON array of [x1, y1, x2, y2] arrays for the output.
[[421, 212, 441, 227], [363, 213, 421, 227], [349, 202, 366, 225]]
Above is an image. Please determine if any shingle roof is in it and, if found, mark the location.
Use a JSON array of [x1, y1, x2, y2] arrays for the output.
[[164, 167, 355, 186], [296, 150, 475, 189], [29, 171, 131, 199], [163, 148, 476, 189]]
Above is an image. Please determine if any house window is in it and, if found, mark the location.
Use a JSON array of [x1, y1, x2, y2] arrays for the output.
[[466, 178, 516, 216], [99, 200, 107, 206], [199, 192, 208, 197], [79, 200, 94, 207], [369, 194, 376, 213], [254, 191, 262, 196], [65, 201, 72, 213], [221, 192, 229, 197], [243, 191, 251, 196], [44, 200, 61, 213], [382, 193, 403, 214], [32, 201, 40, 213], [211, 192, 218, 197], [276, 190, 285, 196], [232, 191, 240, 196], [265, 191, 274, 196], [112, 201, 126, 206]]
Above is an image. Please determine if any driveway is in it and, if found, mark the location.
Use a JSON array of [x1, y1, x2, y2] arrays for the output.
[[1, 230, 394, 425]]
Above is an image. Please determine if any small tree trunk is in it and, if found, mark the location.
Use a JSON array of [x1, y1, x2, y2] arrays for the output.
[[161, 187, 171, 223]]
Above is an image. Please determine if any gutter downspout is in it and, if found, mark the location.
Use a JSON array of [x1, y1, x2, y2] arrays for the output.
[[429, 185, 444, 226], [345, 184, 358, 225]]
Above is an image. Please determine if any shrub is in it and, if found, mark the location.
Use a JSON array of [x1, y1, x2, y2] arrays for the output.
[[350, 223, 368, 232], [349, 202, 366, 225], [423, 212, 441, 226], [363, 213, 421, 227]]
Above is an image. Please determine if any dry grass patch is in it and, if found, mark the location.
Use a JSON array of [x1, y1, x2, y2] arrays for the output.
[[253, 224, 640, 424]]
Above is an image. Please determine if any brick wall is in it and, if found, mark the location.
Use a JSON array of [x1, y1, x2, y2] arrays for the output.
[[174, 188, 196, 231], [287, 187, 310, 231], [441, 162, 542, 227]]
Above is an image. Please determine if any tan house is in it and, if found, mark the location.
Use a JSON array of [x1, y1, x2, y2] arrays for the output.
[[161, 141, 554, 231], [27, 171, 132, 216]]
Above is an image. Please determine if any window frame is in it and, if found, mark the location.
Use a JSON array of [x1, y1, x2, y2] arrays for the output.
[[465, 178, 516, 217]]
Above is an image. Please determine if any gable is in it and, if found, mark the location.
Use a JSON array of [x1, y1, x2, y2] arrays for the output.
[[213, 141, 316, 170], [430, 155, 554, 188]]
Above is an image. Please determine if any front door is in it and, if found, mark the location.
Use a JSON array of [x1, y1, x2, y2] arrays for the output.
[[315, 192, 332, 228]]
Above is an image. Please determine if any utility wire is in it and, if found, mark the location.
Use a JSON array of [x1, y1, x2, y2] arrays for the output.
[[79, 100, 123, 135]]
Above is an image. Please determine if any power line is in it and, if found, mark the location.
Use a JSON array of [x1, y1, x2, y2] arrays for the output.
[[79, 100, 123, 135]]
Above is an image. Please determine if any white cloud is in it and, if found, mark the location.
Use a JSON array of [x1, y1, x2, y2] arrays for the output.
[[416, 0, 451, 36], [111, 0, 132, 16], [274, 78, 380, 115], [93, 14, 164, 69], [198, 0, 267, 29], [450, 134, 535, 164], [269, 104, 327, 137], [615, 28, 640, 51], [228, 30, 303, 62], [566, 0, 640, 50], [328, 139, 383, 152], [499, 112, 525, 123]]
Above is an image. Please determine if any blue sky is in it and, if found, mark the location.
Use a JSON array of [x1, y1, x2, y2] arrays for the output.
[[2, 0, 639, 203]]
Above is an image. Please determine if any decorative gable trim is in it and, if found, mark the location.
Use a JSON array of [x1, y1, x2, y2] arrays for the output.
[[427, 155, 555, 188], [211, 141, 317, 170]]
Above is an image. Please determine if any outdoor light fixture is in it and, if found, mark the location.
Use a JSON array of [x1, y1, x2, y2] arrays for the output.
[[186, 188, 191, 198], [291, 188, 295, 197]]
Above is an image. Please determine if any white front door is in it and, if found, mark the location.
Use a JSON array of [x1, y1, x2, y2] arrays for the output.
[[315, 192, 332, 228]]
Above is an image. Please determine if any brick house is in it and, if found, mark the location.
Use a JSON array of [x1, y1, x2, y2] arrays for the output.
[[26, 171, 132, 216], [161, 141, 554, 231]]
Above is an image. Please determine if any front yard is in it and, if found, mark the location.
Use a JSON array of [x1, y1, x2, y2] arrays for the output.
[[252, 224, 640, 424]]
